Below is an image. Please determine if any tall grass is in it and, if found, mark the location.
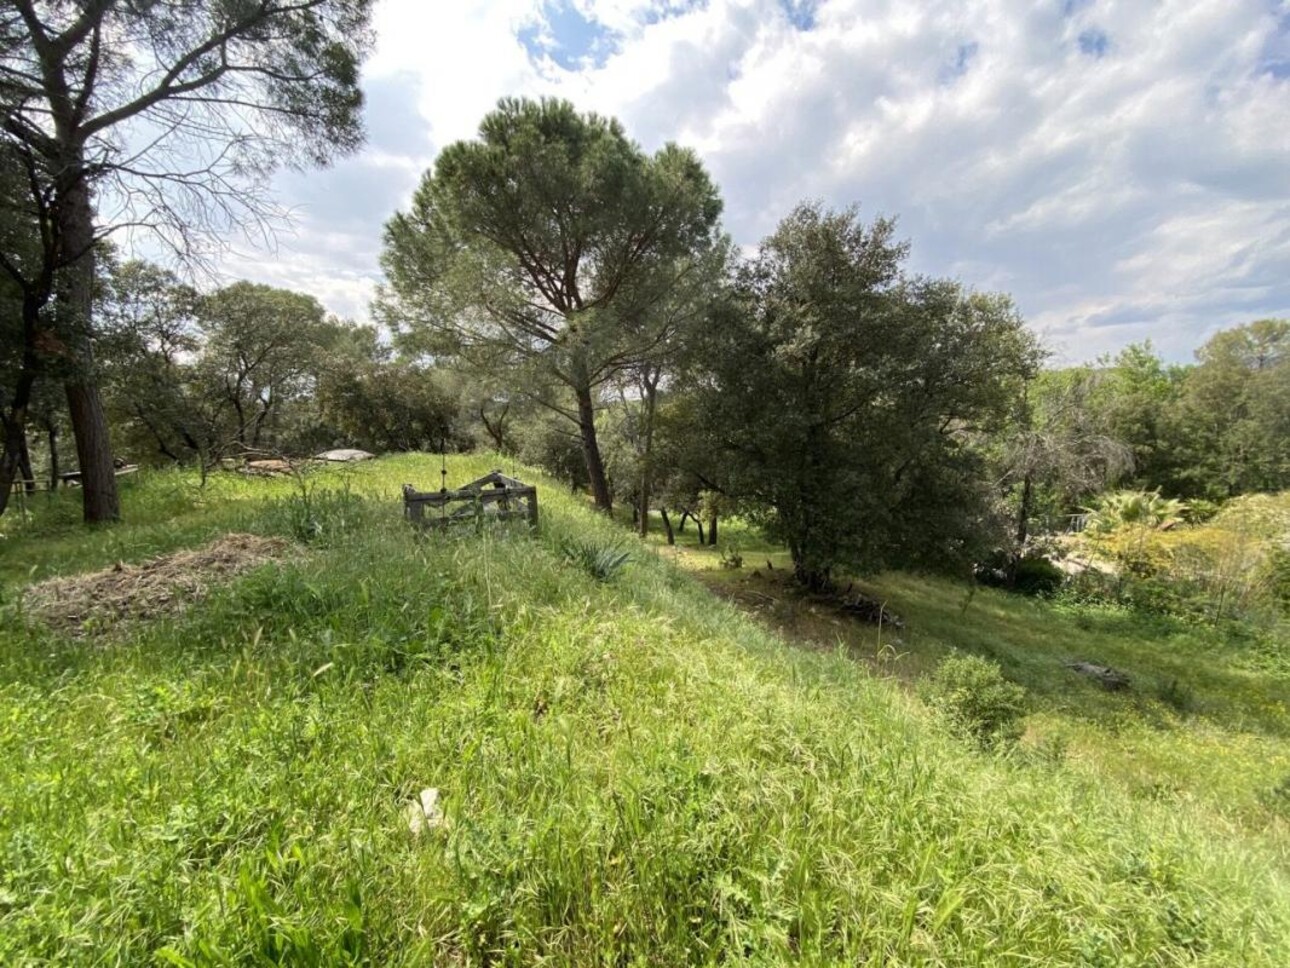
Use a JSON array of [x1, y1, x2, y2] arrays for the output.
[[0, 456, 1287, 964]]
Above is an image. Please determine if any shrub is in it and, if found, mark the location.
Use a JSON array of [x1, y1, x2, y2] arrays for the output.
[[974, 552, 1064, 597], [1012, 555, 1065, 597], [719, 543, 744, 570], [558, 538, 631, 583], [924, 653, 1028, 750]]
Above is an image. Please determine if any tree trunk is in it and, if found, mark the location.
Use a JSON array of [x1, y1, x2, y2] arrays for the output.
[[707, 514, 718, 546], [793, 559, 832, 593], [57, 163, 119, 522], [0, 370, 37, 517], [18, 434, 35, 493], [573, 380, 612, 512], [637, 373, 659, 538], [677, 511, 689, 533], [47, 420, 60, 491], [661, 508, 675, 545], [694, 517, 705, 545], [1015, 471, 1033, 548], [480, 403, 509, 452]]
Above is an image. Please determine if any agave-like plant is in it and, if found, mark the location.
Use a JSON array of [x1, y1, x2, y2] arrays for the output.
[[558, 538, 632, 582], [1084, 490, 1189, 534]]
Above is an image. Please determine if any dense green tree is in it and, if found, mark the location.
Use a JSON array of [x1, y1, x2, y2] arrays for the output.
[[1, 0, 374, 521], [1080, 342, 1188, 494], [686, 204, 1040, 589], [195, 282, 336, 454], [379, 97, 723, 512], [1178, 320, 1289, 498], [99, 268, 386, 467], [318, 361, 462, 454], [0, 139, 51, 512], [98, 260, 212, 465]]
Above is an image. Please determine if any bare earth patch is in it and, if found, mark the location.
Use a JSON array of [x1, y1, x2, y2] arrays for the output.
[[23, 533, 291, 636]]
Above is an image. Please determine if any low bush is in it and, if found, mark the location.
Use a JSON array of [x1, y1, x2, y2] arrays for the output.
[[924, 652, 1028, 750], [974, 551, 1065, 597], [1013, 555, 1066, 596]]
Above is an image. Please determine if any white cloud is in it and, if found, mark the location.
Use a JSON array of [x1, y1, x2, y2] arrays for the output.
[[216, 0, 1290, 363]]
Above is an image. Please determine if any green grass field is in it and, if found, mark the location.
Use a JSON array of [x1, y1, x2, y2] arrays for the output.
[[642, 516, 1290, 851], [1, 455, 1287, 964]]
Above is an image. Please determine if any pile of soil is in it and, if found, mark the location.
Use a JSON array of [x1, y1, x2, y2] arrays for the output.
[[23, 533, 290, 635]]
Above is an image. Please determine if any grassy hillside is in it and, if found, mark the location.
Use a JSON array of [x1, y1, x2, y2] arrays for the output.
[[1, 455, 1287, 965], [653, 523, 1290, 847]]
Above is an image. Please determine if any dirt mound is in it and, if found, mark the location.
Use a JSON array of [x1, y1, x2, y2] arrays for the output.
[[23, 533, 290, 635]]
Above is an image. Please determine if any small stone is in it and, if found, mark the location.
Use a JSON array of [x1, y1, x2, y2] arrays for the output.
[[1067, 661, 1131, 691], [406, 787, 447, 835]]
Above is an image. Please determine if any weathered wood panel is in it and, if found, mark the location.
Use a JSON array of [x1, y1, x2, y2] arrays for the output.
[[403, 470, 539, 530]]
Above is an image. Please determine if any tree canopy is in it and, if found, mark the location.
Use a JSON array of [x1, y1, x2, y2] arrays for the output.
[[379, 96, 724, 511], [681, 204, 1041, 588]]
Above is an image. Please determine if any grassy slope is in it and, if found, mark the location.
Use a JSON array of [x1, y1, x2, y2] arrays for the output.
[[0, 455, 1286, 965], [655, 519, 1290, 848]]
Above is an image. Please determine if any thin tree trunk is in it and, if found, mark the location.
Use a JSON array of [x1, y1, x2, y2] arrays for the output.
[[18, 434, 35, 493], [0, 370, 37, 517], [694, 517, 705, 544], [573, 380, 612, 512], [1015, 471, 1033, 548], [480, 403, 509, 452], [57, 164, 119, 522], [707, 514, 718, 546], [678, 511, 689, 532], [47, 420, 60, 490], [661, 508, 675, 545], [637, 373, 658, 538]]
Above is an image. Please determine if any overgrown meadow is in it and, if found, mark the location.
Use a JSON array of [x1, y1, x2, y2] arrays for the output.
[[1, 455, 1287, 965]]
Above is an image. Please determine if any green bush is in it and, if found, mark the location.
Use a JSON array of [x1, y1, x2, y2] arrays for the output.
[[925, 653, 1028, 750], [974, 552, 1065, 597], [1266, 549, 1290, 613], [1013, 555, 1066, 597]]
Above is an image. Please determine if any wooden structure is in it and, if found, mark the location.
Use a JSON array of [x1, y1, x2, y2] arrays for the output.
[[403, 470, 539, 530]]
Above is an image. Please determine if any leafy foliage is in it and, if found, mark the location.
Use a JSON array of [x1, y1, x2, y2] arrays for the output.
[[558, 537, 632, 582], [925, 652, 1028, 750], [681, 203, 1041, 588], [379, 97, 724, 510], [1085, 490, 1189, 535]]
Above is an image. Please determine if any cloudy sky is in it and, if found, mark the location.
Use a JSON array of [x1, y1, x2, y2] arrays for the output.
[[214, 0, 1290, 364]]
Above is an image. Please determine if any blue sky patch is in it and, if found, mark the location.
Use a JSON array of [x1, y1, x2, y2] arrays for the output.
[[518, 2, 617, 71], [939, 41, 979, 84], [1078, 28, 1110, 58], [781, 1, 817, 31], [641, 1, 705, 27], [1258, 7, 1290, 78]]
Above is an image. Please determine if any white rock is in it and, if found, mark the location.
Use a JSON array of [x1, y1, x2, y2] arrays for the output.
[[405, 787, 446, 835], [315, 448, 376, 463]]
